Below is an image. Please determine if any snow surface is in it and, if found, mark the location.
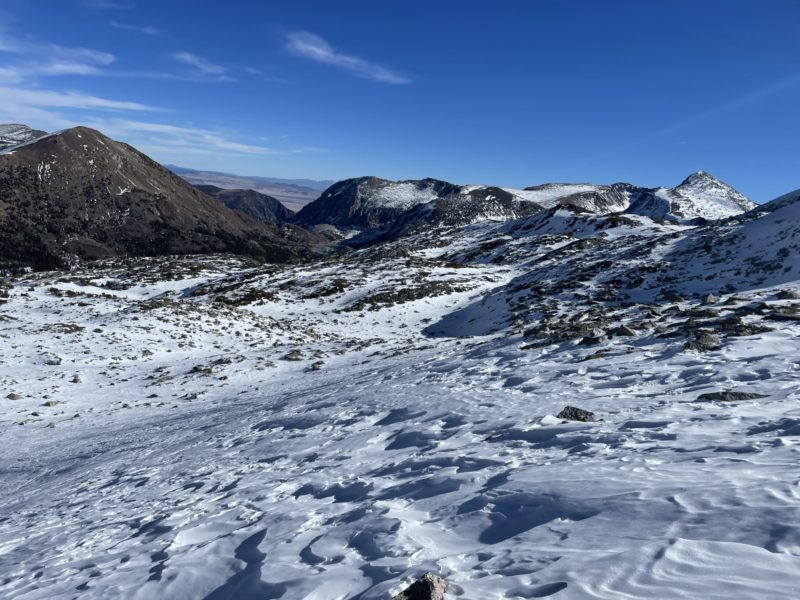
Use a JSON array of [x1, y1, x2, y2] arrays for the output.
[[361, 181, 443, 210], [501, 184, 600, 208], [1, 203, 799, 599]]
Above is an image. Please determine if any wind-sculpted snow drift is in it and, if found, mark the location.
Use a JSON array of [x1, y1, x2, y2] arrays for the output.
[[1, 135, 799, 599]]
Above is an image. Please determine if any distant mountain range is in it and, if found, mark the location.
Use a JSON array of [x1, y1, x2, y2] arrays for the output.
[[292, 171, 755, 243], [0, 122, 772, 274], [167, 165, 334, 212]]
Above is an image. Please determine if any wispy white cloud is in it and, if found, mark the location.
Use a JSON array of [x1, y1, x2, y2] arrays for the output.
[[0, 33, 114, 78], [0, 85, 159, 130], [93, 119, 278, 155], [110, 20, 160, 36], [83, 0, 135, 9], [0, 86, 157, 112], [284, 31, 409, 84], [172, 51, 232, 81]]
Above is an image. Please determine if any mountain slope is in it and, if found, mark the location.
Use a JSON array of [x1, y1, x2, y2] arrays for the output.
[[195, 184, 295, 224], [0, 127, 322, 270], [293, 177, 461, 232], [0, 124, 47, 151], [626, 171, 756, 222]]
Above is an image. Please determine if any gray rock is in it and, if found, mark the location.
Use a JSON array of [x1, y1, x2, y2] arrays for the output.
[[579, 334, 606, 346], [696, 390, 768, 402], [776, 289, 800, 300], [610, 325, 636, 337], [700, 293, 716, 305], [683, 330, 720, 352], [6, 392, 21, 400], [391, 573, 447, 600], [283, 349, 304, 361], [556, 405, 595, 422]]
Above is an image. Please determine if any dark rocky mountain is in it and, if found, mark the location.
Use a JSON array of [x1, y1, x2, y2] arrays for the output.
[[195, 184, 295, 224], [0, 124, 47, 151], [293, 177, 462, 232], [0, 127, 323, 270], [293, 177, 544, 241], [354, 186, 543, 246]]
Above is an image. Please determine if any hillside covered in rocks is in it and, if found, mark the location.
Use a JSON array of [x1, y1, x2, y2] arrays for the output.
[[1, 159, 799, 598]]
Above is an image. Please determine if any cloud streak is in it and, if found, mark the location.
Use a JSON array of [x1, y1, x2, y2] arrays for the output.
[[284, 31, 409, 84], [110, 21, 160, 36], [97, 119, 276, 154], [83, 0, 135, 9], [0, 86, 157, 112], [0, 33, 115, 79], [172, 51, 232, 81]]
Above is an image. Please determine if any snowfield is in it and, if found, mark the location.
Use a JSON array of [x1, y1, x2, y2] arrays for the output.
[[1, 202, 800, 599]]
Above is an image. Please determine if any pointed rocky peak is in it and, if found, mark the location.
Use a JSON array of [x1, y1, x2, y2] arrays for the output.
[[672, 170, 753, 209], [676, 170, 717, 187], [632, 170, 757, 222]]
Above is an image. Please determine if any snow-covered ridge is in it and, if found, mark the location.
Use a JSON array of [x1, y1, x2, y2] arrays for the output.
[[0, 123, 48, 152], [358, 180, 444, 209], [297, 172, 754, 240]]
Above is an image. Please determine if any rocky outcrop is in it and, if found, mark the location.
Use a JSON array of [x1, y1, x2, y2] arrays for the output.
[[391, 573, 447, 600], [556, 406, 596, 422]]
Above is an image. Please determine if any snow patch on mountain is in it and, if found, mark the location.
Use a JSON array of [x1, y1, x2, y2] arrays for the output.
[[0, 124, 47, 152]]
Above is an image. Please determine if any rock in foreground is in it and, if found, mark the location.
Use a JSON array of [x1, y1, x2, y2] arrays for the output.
[[391, 573, 447, 600]]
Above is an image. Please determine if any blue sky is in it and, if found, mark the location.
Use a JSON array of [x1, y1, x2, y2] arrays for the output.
[[0, 0, 798, 200]]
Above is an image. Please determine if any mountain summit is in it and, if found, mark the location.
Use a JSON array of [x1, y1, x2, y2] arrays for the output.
[[0, 127, 321, 270]]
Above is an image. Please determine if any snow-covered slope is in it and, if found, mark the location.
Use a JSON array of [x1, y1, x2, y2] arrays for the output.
[[1, 181, 799, 599], [627, 171, 756, 222], [0, 123, 47, 151], [293, 177, 462, 232]]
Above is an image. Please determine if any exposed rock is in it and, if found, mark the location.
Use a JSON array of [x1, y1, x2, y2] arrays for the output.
[[683, 330, 720, 352], [610, 325, 636, 337], [696, 391, 768, 402], [391, 573, 447, 600], [767, 305, 800, 322], [776, 289, 800, 300], [700, 293, 716, 305], [6, 392, 21, 400], [579, 334, 606, 346], [556, 405, 595, 422], [282, 349, 304, 361], [717, 316, 773, 337]]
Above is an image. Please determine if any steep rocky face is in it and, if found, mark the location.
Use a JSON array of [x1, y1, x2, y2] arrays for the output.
[[293, 177, 462, 231], [360, 186, 542, 245], [0, 124, 47, 151], [195, 184, 295, 224], [0, 127, 322, 270]]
